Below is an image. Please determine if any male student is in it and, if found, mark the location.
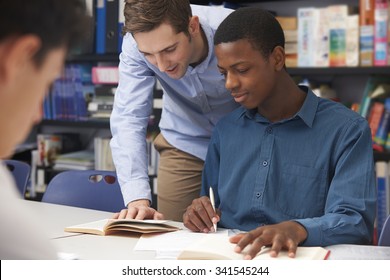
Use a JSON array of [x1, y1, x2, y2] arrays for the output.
[[183, 7, 376, 259], [0, 0, 88, 259], [111, 0, 238, 221]]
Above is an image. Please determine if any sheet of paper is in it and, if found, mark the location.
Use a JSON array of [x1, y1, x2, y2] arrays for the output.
[[134, 228, 229, 259]]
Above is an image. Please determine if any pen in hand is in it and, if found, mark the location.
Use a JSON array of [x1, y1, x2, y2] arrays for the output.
[[209, 186, 217, 232]]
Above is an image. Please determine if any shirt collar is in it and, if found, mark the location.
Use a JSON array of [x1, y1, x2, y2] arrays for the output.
[[188, 18, 214, 74], [238, 86, 319, 128]]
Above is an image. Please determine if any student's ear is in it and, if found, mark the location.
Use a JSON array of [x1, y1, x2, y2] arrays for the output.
[[188, 16, 200, 37], [271, 46, 285, 71], [0, 35, 41, 84]]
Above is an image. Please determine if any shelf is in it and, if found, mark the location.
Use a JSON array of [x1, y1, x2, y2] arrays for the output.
[[66, 53, 120, 63], [40, 119, 110, 129], [287, 66, 390, 76], [374, 151, 390, 162]]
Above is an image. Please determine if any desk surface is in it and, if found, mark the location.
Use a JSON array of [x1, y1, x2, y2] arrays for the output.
[[25, 200, 390, 260], [26, 200, 113, 239]]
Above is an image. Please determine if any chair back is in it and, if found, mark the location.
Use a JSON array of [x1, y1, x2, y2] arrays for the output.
[[42, 170, 125, 212], [378, 215, 390, 246], [4, 159, 30, 197]]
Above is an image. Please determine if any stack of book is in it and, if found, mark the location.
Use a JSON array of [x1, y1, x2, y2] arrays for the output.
[[53, 150, 95, 171], [87, 85, 116, 119], [276, 16, 298, 67], [94, 137, 115, 171]]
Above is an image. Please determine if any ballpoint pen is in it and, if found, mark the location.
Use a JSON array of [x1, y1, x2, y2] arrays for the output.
[[209, 186, 217, 232]]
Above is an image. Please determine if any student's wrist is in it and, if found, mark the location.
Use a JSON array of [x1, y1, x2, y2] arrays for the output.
[[128, 199, 151, 208], [293, 221, 308, 244]]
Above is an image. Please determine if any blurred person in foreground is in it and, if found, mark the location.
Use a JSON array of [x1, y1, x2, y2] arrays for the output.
[[0, 0, 89, 259]]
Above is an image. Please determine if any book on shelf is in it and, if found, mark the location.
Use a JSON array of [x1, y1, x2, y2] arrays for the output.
[[358, 76, 390, 118], [374, 0, 389, 66], [375, 161, 390, 240], [92, 66, 119, 84], [328, 5, 351, 67], [44, 64, 90, 121], [53, 150, 95, 171], [275, 16, 297, 31], [94, 137, 115, 171], [314, 7, 330, 67], [346, 14, 360, 67], [88, 85, 115, 119], [276, 16, 298, 68], [177, 235, 330, 260], [374, 98, 390, 147], [297, 7, 317, 67], [65, 219, 180, 235], [368, 101, 385, 140], [360, 0, 375, 66]]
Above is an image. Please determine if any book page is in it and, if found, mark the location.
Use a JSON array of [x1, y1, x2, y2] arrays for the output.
[[64, 219, 109, 235], [177, 235, 330, 260], [134, 228, 229, 259], [65, 219, 181, 235]]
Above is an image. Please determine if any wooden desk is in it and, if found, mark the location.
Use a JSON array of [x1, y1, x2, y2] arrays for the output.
[[25, 201, 390, 260]]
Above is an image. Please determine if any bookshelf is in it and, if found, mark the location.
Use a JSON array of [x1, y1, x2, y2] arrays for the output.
[[21, 0, 390, 200], [288, 66, 390, 76]]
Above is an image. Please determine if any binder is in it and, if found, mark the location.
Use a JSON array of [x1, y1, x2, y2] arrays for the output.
[[95, 0, 106, 54], [105, 0, 119, 53], [118, 0, 125, 52]]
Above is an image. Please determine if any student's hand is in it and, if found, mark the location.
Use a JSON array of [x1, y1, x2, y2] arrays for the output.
[[230, 221, 308, 260], [112, 199, 164, 220], [183, 196, 220, 233]]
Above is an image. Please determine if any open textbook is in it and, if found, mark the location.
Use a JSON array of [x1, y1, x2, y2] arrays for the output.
[[177, 235, 330, 260], [64, 219, 180, 235]]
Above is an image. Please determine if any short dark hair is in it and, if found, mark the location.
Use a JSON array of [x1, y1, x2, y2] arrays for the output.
[[214, 7, 285, 59], [123, 0, 192, 36], [0, 0, 90, 67]]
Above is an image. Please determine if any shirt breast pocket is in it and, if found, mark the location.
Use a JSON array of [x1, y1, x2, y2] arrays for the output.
[[276, 163, 328, 219]]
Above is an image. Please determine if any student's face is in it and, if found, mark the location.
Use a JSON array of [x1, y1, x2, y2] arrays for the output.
[[133, 21, 198, 79], [215, 39, 278, 109], [0, 36, 66, 158]]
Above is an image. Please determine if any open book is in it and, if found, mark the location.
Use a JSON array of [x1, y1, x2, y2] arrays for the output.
[[65, 219, 180, 235], [177, 235, 330, 260]]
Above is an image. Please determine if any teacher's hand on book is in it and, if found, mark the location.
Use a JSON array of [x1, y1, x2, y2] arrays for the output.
[[229, 221, 308, 260], [112, 199, 164, 220], [183, 196, 220, 233]]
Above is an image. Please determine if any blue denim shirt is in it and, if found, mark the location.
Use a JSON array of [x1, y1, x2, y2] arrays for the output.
[[201, 87, 376, 246]]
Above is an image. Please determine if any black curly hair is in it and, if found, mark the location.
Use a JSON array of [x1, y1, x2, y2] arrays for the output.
[[214, 7, 285, 60]]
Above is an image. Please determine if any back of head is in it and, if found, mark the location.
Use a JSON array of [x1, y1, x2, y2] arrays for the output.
[[214, 7, 285, 59], [0, 0, 90, 66], [123, 0, 192, 35]]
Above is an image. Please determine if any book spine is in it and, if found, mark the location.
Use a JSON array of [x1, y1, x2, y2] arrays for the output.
[[105, 0, 119, 53], [374, 0, 389, 66], [328, 5, 348, 67], [297, 7, 316, 67], [360, 0, 375, 66], [118, 0, 125, 53], [368, 101, 385, 140], [376, 161, 390, 239], [92, 66, 119, 84], [314, 8, 329, 67], [346, 14, 360, 66], [95, 0, 106, 54], [374, 98, 390, 146]]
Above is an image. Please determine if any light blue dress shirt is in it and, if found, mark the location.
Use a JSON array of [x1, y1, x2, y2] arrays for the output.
[[110, 5, 238, 205], [201, 87, 376, 246]]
